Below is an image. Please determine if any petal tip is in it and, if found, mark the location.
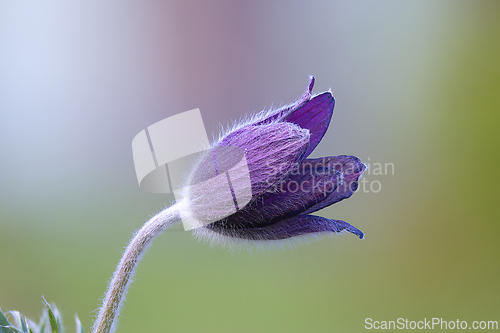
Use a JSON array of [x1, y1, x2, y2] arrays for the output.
[[308, 76, 315, 93], [344, 224, 364, 239]]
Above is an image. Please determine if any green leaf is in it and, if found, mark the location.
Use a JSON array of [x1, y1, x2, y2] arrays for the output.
[[37, 314, 47, 333], [25, 320, 39, 333], [9, 312, 27, 333], [0, 325, 24, 333], [0, 308, 12, 326], [2, 299, 82, 333], [74, 316, 83, 333], [41, 298, 57, 333], [25, 321, 35, 333], [0, 326, 16, 333], [0, 307, 13, 333], [50, 306, 62, 333], [8, 312, 20, 331]]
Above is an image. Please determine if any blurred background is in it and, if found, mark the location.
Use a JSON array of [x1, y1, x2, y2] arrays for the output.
[[1, 0, 499, 332]]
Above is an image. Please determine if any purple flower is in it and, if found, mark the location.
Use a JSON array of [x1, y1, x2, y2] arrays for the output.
[[92, 77, 367, 333], [192, 77, 366, 244]]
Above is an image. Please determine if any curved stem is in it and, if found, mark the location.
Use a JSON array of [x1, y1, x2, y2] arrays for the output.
[[92, 205, 180, 333]]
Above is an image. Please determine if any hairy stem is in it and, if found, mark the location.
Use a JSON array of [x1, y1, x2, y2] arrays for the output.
[[92, 205, 180, 333]]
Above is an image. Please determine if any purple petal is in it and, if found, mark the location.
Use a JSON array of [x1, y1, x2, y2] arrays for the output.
[[302, 155, 367, 214], [252, 77, 334, 157], [206, 214, 363, 240], [284, 92, 335, 157], [218, 122, 310, 197], [217, 158, 343, 229]]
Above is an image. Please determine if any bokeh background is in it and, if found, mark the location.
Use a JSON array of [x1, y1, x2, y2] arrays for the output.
[[1, 1, 499, 332]]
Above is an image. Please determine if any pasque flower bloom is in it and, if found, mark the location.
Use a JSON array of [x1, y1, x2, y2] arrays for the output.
[[191, 76, 366, 243], [92, 77, 366, 333]]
